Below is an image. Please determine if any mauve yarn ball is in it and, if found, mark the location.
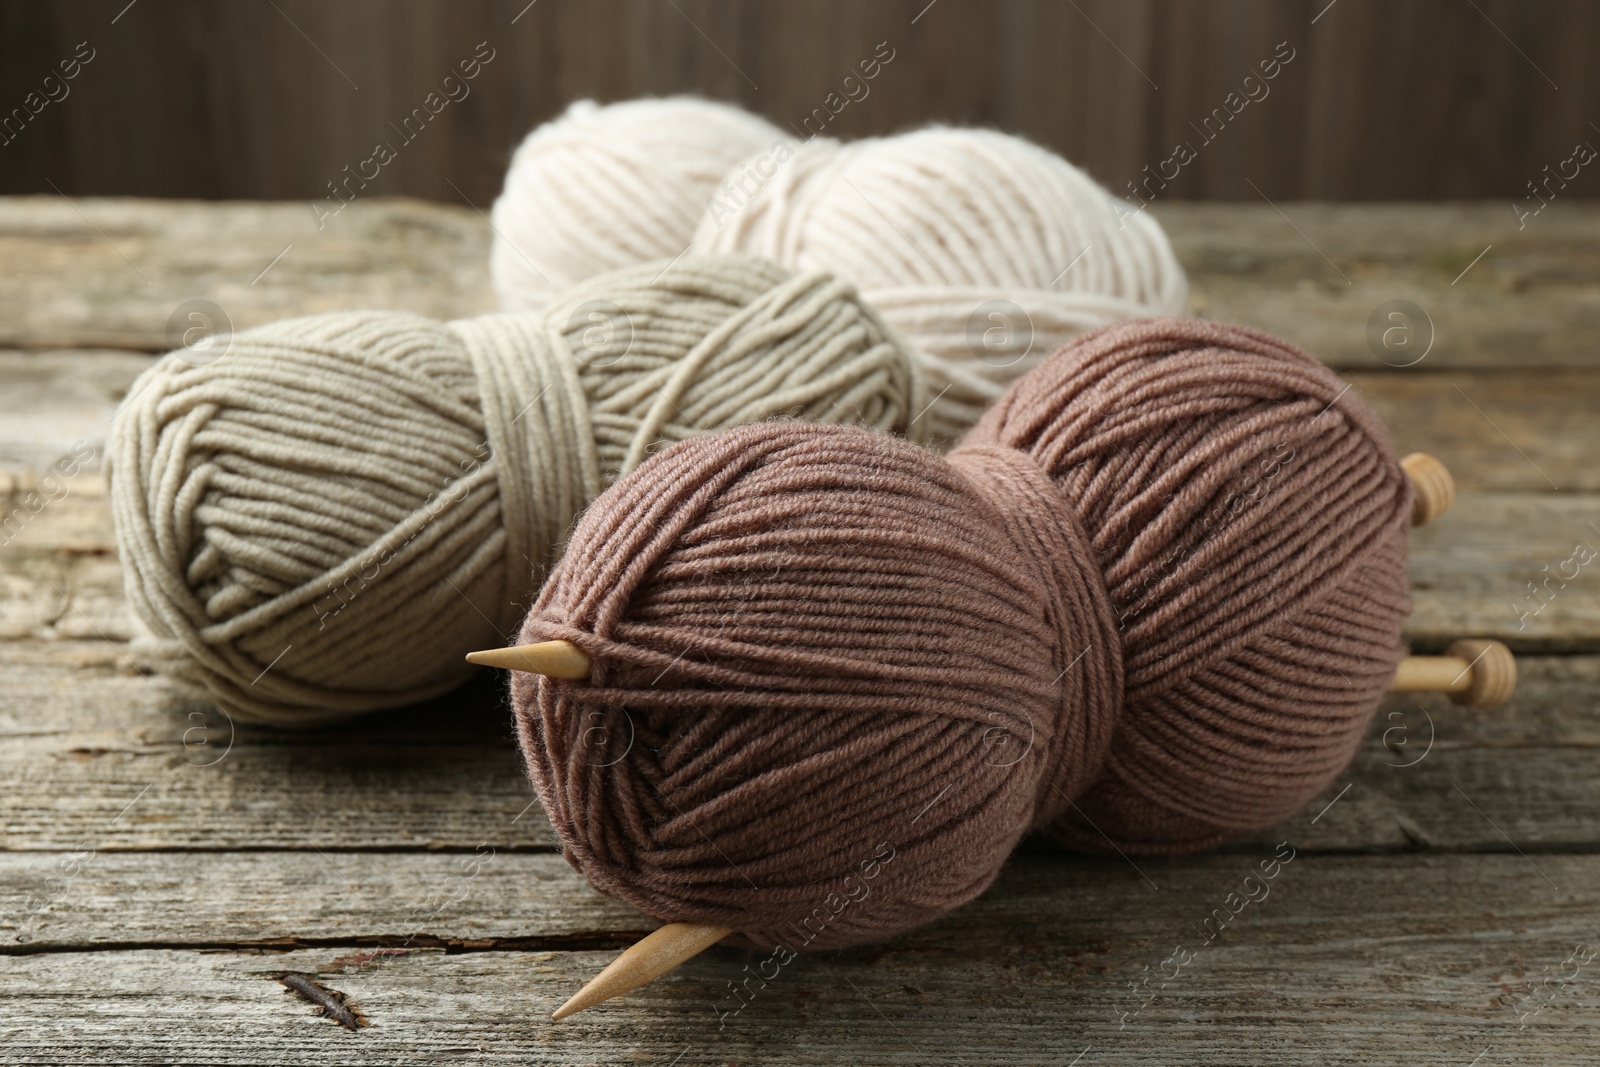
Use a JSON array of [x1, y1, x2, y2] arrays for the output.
[[510, 318, 1412, 949]]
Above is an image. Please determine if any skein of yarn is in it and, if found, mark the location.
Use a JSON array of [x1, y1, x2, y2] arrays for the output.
[[491, 98, 1189, 442], [491, 98, 785, 310], [508, 318, 1412, 951], [108, 255, 925, 726]]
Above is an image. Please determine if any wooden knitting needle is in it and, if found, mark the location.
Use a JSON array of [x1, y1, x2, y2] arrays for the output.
[[1389, 637, 1516, 707], [462, 637, 728, 1018], [463, 642, 728, 1018], [465, 640, 592, 679], [467, 637, 1516, 706], [1402, 452, 1454, 525], [551, 921, 732, 1021]]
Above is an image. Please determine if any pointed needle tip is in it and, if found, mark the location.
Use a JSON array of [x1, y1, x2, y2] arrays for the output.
[[548, 922, 732, 1021]]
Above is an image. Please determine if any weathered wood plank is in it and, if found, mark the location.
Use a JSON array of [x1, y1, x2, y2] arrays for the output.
[[0, 546, 123, 642], [1348, 369, 1600, 494], [0, 851, 643, 952], [1163, 201, 1600, 370], [0, 638, 561, 851], [0, 640, 1593, 854], [4, 198, 1599, 375], [0, 854, 1596, 1065], [0, 682, 560, 853], [0, 638, 514, 744], [0, 735, 558, 851], [1407, 493, 1600, 652], [0, 350, 150, 473], [0, 198, 495, 351], [0, 840, 1593, 961]]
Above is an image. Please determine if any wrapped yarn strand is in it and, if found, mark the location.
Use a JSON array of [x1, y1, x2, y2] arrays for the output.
[[475, 447, 1465, 683], [689, 125, 1191, 439], [108, 255, 926, 726], [507, 318, 1433, 967]]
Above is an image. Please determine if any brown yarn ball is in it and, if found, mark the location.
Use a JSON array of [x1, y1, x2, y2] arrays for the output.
[[510, 318, 1412, 950]]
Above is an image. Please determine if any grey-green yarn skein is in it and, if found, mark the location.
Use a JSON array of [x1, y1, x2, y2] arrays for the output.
[[108, 255, 927, 727]]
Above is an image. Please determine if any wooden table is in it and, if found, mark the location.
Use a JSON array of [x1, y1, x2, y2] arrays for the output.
[[2, 196, 1597, 1064]]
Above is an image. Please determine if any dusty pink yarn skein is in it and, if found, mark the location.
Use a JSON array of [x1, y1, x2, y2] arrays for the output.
[[511, 319, 1412, 950]]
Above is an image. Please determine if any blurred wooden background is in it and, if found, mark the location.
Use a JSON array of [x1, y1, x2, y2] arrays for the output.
[[0, 0, 1595, 204]]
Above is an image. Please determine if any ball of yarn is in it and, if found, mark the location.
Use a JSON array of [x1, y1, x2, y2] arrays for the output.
[[491, 98, 784, 310], [510, 318, 1411, 950], [694, 127, 1190, 439], [490, 99, 1189, 442], [108, 255, 925, 726]]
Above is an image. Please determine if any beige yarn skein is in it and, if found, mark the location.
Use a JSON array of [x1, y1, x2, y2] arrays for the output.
[[108, 256, 925, 726]]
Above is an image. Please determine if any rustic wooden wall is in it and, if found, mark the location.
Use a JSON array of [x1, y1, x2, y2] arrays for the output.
[[0, 0, 1595, 205]]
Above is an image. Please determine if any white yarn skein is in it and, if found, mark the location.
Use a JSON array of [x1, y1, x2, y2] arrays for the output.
[[490, 100, 1189, 443], [491, 98, 785, 311], [690, 127, 1189, 441]]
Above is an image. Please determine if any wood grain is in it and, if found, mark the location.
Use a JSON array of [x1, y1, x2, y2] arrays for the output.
[[1161, 200, 1600, 369], [5, 198, 1598, 374], [2, 855, 1597, 1064], [1350, 369, 1600, 493], [0, 197, 1595, 1061], [2, 0, 1592, 204], [0, 198, 494, 351], [0, 850, 646, 951], [0, 639, 558, 851], [1406, 493, 1600, 651]]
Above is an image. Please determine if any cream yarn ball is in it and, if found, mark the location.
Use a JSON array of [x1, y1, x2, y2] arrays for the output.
[[692, 127, 1189, 439], [490, 97, 786, 310], [490, 99, 1189, 441]]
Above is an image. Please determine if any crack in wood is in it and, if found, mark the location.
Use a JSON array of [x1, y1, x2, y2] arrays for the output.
[[1, 931, 655, 957]]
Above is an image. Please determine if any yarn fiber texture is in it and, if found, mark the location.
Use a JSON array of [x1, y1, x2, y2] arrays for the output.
[[491, 98, 784, 310], [491, 97, 1189, 443], [511, 318, 1412, 951], [109, 255, 925, 726]]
